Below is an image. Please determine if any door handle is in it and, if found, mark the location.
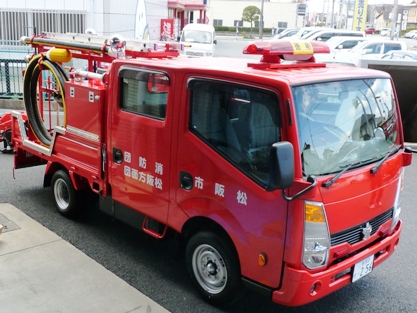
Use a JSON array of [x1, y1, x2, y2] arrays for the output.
[[180, 171, 193, 190], [113, 147, 123, 164]]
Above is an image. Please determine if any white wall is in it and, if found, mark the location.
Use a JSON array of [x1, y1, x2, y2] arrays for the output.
[[0, 0, 168, 40], [92, 0, 168, 39], [0, 0, 89, 10]]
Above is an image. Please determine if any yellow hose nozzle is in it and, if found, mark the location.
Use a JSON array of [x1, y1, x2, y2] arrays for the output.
[[46, 48, 72, 63]]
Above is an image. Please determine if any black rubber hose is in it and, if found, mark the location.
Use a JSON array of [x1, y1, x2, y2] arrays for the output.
[[23, 55, 68, 147], [29, 65, 51, 144], [23, 55, 47, 145]]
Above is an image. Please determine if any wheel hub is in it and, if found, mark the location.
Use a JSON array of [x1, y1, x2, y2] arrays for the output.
[[206, 260, 218, 275]]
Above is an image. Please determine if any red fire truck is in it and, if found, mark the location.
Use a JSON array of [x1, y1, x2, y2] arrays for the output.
[[11, 32, 412, 306]]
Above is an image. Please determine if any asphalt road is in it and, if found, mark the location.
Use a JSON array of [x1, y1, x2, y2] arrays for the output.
[[1, 37, 417, 312], [1, 143, 417, 313]]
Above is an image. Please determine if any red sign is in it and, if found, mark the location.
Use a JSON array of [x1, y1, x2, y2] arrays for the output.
[[160, 19, 174, 41]]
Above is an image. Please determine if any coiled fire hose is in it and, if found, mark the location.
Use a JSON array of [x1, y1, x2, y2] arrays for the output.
[[23, 53, 68, 147]]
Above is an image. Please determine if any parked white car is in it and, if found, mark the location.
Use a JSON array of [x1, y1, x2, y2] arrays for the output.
[[273, 28, 299, 39], [325, 39, 407, 66], [380, 28, 391, 36], [405, 29, 417, 39], [325, 36, 370, 51], [302, 29, 365, 42], [291, 27, 329, 39], [315, 36, 370, 63], [180, 23, 216, 57]]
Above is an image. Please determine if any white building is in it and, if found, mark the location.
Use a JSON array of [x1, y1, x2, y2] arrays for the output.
[[0, 0, 168, 42], [207, 0, 300, 30]]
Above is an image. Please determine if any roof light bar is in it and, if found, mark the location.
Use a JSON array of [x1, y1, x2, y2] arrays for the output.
[[243, 40, 330, 67]]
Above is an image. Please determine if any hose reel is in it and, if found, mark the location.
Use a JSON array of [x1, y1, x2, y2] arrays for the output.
[[23, 53, 69, 147]]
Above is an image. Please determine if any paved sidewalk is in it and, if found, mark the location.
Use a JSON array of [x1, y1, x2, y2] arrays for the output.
[[0, 203, 170, 313]]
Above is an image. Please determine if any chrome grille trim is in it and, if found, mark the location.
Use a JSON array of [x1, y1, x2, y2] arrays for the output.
[[331, 208, 393, 246]]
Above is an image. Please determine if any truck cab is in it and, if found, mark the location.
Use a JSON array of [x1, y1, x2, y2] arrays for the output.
[[180, 23, 216, 57]]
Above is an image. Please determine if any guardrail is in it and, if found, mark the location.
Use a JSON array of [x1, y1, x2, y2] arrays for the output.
[[0, 58, 26, 99], [0, 40, 33, 99]]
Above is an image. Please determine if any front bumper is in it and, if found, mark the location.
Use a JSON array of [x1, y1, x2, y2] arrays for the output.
[[271, 220, 402, 306]]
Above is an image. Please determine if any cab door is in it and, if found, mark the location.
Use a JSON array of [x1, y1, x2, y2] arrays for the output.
[[175, 77, 289, 288], [108, 66, 172, 223]]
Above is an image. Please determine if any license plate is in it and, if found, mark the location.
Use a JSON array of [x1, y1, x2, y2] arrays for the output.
[[352, 255, 374, 283]]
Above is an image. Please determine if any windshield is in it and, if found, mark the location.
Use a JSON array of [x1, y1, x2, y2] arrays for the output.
[[300, 29, 324, 39], [325, 37, 341, 45], [181, 30, 213, 44], [292, 79, 400, 176], [350, 40, 369, 53]]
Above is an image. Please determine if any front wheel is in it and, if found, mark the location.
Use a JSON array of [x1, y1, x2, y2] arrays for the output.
[[51, 170, 81, 218], [185, 231, 241, 306]]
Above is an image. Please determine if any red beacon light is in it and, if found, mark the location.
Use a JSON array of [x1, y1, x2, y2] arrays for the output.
[[243, 39, 330, 69]]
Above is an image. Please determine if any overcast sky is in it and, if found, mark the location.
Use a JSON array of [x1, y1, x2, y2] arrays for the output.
[[308, 0, 414, 14]]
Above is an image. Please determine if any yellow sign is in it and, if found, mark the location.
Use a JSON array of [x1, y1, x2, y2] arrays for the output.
[[290, 41, 314, 55], [352, 0, 368, 31]]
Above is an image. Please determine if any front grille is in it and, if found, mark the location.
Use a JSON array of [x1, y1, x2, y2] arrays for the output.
[[186, 51, 204, 57], [331, 208, 393, 246]]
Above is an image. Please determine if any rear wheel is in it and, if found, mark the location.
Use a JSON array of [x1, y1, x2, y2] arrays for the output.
[[51, 170, 81, 218], [185, 231, 241, 306], [2, 129, 12, 152]]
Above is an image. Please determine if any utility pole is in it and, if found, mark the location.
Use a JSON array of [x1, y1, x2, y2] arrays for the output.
[[259, 0, 264, 39], [330, 0, 336, 28], [390, 0, 399, 40]]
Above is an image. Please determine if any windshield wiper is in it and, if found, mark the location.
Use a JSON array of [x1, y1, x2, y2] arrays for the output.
[[370, 145, 401, 174], [322, 163, 355, 188]]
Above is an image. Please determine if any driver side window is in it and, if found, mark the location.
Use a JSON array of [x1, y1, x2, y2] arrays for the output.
[[189, 80, 281, 186]]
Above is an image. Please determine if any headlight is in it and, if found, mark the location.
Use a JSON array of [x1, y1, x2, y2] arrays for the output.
[[391, 168, 404, 232], [303, 201, 330, 269]]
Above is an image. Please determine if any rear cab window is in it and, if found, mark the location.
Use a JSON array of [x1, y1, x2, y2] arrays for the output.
[[119, 68, 169, 120], [384, 43, 402, 53]]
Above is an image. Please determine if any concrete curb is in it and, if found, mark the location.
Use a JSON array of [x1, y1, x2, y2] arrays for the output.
[[0, 99, 24, 110]]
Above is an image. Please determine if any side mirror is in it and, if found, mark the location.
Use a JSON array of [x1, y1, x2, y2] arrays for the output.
[[268, 142, 294, 190], [213, 39, 217, 45]]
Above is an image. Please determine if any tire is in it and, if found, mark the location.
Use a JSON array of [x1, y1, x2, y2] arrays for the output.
[[51, 170, 81, 218], [1, 130, 13, 153], [185, 231, 241, 306], [4, 129, 12, 147], [2, 131, 8, 149]]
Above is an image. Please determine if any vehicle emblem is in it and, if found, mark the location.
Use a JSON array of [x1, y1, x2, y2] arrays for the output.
[[361, 222, 372, 240]]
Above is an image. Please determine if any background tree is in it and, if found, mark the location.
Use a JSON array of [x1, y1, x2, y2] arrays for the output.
[[242, 6, 260, 36]]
